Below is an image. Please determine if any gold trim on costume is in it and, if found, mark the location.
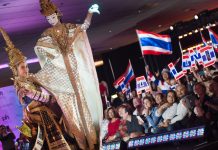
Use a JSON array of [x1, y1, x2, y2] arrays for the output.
[[0, 28, 26, 76]]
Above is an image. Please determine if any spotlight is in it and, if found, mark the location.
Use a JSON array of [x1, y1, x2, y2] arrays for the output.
[[179, 35, 183, 39], [170, 26, 174, 30], [200, 28, 204, 31], [194, 29, 198, 33], [188, 32, 192, 35], [184, 34, 188, 37], [194, 15, 199, 20]]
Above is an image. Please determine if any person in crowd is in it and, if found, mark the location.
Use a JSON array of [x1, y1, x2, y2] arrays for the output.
[[132, 97, 144, 116], [99, 81, 109, 110], [206, 80, 218, 118], [100, 109, 109, 143], [158, 90, 178, 132], [146, 65, 174, 94], [105, 107, 121, 142], [115, 104, 143, 142], [170, 79, 178, 91], [142, 96, 166, 133], [194, 82, 212, 115], [168, 84, 190, 129], [16, 133, 30, 150], [112, 92, 128, 108], [0, 125, 16, 150]]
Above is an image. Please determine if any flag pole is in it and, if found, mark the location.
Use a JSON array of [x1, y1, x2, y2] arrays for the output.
[[178, 39, 183, 55], [108, 58, 116, 81]]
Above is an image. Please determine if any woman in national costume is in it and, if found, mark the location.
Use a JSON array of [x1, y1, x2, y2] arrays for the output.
[[0, 28, 74, 150], [33, 0, 103, 149]]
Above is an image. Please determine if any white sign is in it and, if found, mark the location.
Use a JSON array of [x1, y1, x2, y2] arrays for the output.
[[136, 76, 150, 94]]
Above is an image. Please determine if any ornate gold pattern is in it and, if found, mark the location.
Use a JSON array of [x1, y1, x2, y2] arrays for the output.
[[34, 23, 98, 149], [40, 0, 58, 16], [0, 28, 26, 76]]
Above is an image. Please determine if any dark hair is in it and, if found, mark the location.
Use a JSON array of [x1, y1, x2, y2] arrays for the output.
[[167, 90, 177, 103], [194, 82, 206, 91], [118, 104, 132, 115], [143, 96, 155, 105], [107, 107, 118, 120]]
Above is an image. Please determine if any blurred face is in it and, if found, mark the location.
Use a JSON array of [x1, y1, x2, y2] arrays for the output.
[[120, 108, 128, 120], [46, 13, 60, 26], [118, 107, 123, 118], [108, 109, 115, 119], [143, 99, 152, 109], [194, 84, 205, 96], [17, 62, 29, 77], [133, 98, 141, 108], [167, 92, 175, 104], [131, 91, 136, 98], [155, 94, 163, 105], [209, 82, 218, 94], [162, 72, 169, 81], [118, 92, 125, 99], [176, 85, 186, 98]]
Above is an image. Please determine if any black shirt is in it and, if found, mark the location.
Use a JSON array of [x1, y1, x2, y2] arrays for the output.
[[126, 115, 144, 134], [0, 132, 15, 150]]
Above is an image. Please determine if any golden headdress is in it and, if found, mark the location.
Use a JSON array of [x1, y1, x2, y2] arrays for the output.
[[0, 28, 26, 76], [40, 0, 58, 16]]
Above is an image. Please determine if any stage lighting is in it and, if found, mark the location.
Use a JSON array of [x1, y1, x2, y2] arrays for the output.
[[170, 26, 174, 30], [194, 15, 199, 20]]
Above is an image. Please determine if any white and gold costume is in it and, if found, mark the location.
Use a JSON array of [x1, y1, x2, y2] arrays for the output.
[[33, 0, 103, 149]]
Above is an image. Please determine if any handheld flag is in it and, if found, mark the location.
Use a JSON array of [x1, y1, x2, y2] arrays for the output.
[[136, 30, 172, 55], [113, 60, 135, 93], [208, 28, 218, 51]]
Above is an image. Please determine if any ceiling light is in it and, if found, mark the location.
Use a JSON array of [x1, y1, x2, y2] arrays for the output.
[[94, 60, 104, 67], [170, 26, 174, 31], [194, 15, 199, 20], [194, 29, 198, 33], [200, 28, 203, 31], [188, 32, 192, 35], [184, 34, 188, 37], [179, 36, 183, 39]]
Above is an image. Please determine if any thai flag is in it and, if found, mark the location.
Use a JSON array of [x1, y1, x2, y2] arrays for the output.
[[136, 30, 172, 55], [200, 31, 207, 46], [113, 60, 135, 93], [208, 28, 218, 51]]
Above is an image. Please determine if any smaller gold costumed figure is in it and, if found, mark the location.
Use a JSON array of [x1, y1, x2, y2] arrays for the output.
[[0, 28, 73, 150]]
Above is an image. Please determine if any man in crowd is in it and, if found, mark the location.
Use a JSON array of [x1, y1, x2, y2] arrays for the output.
[[0, 125, 16, 150], [112, 92, 128, 108], [117, 104, 144, 141]]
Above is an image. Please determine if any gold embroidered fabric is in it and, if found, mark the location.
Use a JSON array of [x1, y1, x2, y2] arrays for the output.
[[34, 23, 103, 149]]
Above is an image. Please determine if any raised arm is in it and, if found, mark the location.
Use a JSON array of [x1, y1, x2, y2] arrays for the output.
[[81, 4, 100, 31]]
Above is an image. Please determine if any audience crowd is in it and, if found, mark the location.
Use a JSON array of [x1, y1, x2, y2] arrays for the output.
[[100, 65, 218, 144]]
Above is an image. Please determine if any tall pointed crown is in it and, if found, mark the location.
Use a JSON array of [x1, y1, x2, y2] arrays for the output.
[[0, 28, 26, 76], [40, 0, 58, 16]]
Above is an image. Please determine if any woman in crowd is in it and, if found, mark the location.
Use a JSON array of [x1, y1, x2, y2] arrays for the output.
[[105, 107, 121, 142], [146, 65, 174, 94], [132, 97, 144, 116], [158, 90, 178, 132], [143, 97, 165, 133]]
